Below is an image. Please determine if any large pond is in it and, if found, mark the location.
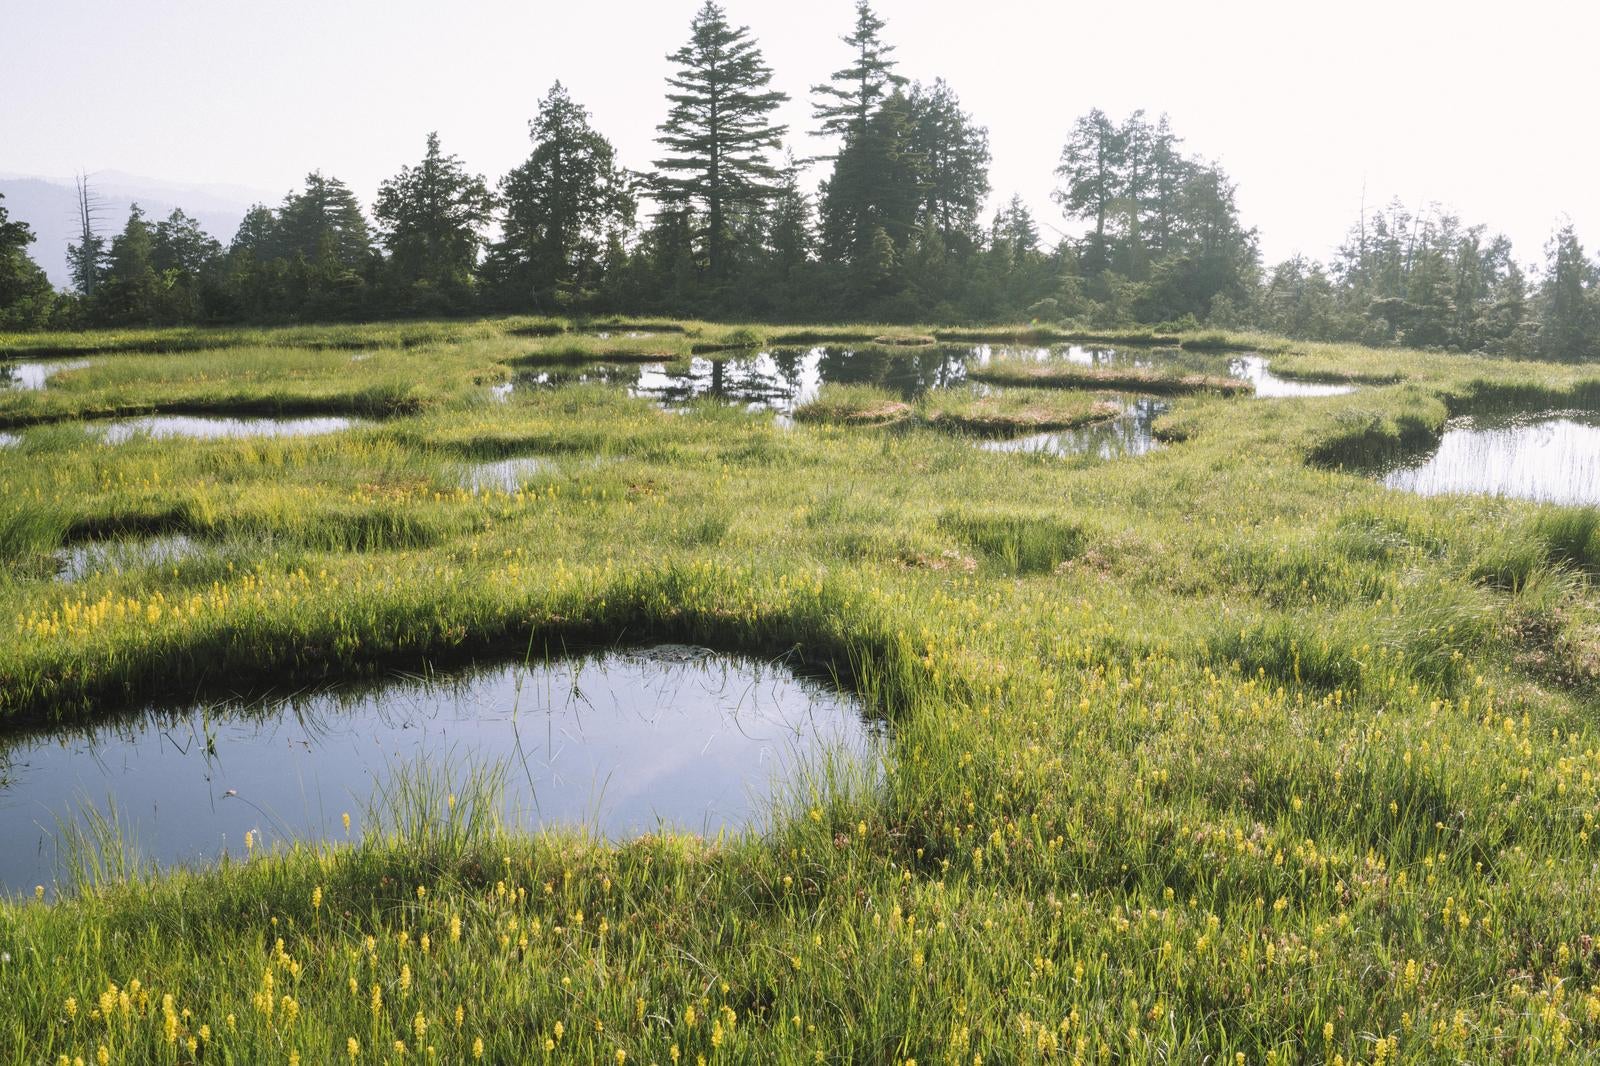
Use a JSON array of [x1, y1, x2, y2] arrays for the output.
[[628, 346, 970, 414], [1380, 411, 1600, 506], [0, 646, 878, 892], [501, 344, 1347, 416]]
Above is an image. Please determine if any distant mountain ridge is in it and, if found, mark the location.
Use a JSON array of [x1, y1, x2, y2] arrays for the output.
[[0, 171, 273, 289]]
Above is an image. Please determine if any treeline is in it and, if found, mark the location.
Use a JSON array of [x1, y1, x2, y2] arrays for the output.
[[1, 0, 1597, 360], [1256, 205, 1600, 361]]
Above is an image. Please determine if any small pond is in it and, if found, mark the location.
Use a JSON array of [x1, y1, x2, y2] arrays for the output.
[[3, 360, 91, 390], [981, 395, 1169, 460], [91, 415, 365, 444], [1230, 355, 1356, 398], [0, 646, 878, 892], [464, 456, 553, 492], [54, 535, 199, 582], [1379, 411, 1600, 506]]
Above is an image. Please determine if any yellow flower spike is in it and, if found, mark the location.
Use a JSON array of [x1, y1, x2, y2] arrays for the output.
[[34, 885, 43, 901], [347, 1037, 360, 1061], [312, 886, 323, 910], [472, 1037, 484, 1060]]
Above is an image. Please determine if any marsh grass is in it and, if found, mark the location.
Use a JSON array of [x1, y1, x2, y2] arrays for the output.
[[918, 387, 1121, 435], [792, 384, 914, 426], [937, 509, 1088, 575], [969, 357, 1253, 396]]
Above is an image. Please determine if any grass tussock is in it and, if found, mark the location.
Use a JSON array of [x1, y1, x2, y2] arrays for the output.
[[792, 384, 914, 426], [920, 387, 1121, 435], [969, 358, 1252, 396]]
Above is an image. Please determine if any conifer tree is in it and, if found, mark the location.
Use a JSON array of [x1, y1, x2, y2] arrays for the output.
[[654, 1, 789, 278], [1537, 224, 1600, 361], [374, 132, 493, 293], [0, 192, 55, 328], [101, 204, 159, 322], [488, 82, 635, 308], [1053, 109, 1121, 274], [818, 90, 921, 269], [275, 172, 373, 270], [811, 1, 906, 145], [907, 79, 990, 249]]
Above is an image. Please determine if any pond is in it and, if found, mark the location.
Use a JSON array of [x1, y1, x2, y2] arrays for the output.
[[54, 535, 199, 582], [464, 456, 552, 492], [980, 395, 1169, 460], [506, 344, 1348, 414], [1379, 411, 1600, 506], [91, 415, 365, 444], [3, 359, 91, 390], [0, 646, 879, 892], [631, 346, 970, 413], [1230, 355, 1356, 398], [507, 346, 972, 415]]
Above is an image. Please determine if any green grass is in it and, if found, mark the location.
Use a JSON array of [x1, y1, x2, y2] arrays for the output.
[[918, 387, 1121, 435], [796, 384, 1122, 438], [5, 320, 1600, 1061], [968, 357, 1253, 396], [792, 384, 914, 426]]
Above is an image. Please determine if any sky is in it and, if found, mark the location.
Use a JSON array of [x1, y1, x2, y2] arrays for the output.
[[2, 0, 1596, 269]]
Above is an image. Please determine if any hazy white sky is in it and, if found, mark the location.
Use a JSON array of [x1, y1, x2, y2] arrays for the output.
[[3, 0, 1595, 266]]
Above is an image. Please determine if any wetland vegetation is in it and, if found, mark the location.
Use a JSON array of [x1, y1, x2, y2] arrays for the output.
[[3, 315, 1600, 1063]]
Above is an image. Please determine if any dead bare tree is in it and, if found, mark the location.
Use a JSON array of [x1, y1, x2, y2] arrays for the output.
[[67, 171, 108, 297]]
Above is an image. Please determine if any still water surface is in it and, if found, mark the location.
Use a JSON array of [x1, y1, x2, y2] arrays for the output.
[[92, 415, 365, 443], [0, 647, 877, 892], [1381, 412, 1600, 506], [3, 360, 91, 390], [981, 396, 1170, 459]]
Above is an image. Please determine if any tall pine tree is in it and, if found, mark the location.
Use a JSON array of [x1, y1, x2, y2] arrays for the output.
[[1053, 109, 1121, 275], [654, 1, 789, 279], [487, 83, 635, 310], [374, 132, 493, 296], [811, 1, 906, 146], [0, 192, 55, 328], [907, 79, 990, 250]]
